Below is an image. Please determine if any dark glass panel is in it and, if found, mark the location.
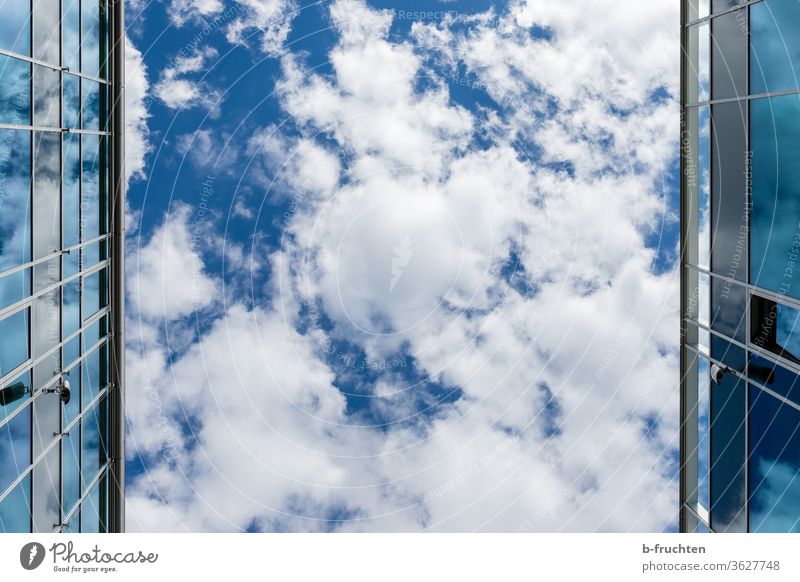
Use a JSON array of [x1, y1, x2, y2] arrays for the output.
[[32, 66, 60, 129], [752, 295, 800, 364], [0, 371, 30, 420], [62, 428, 80, 518], [63, 74, 80, 129], [81, 398, 106, 491], [748, 354, 800, 407], [32, 131, 60, 259], [748, 388, 800, 532], [712, 0, 744, 13], [33, 0, 59, 65], [711, 9, 747, 99], [0, 129, 31, 272], [63, 0, 81, 72], [711, 277, 746, 343], [0, 473, 30, 532], [750, 0, 800, 95], [750, 95, 800, 298], [710, 371, 747, 532], [711, 101, 747, 281], [81, 134, 102, 243], [0, 308, 28, 376], [32, 445, 60, 533], [0, 0, 30, 55], [0, 55, 30, 125], [711, 334, 746, 372], [0, 404, 30, 492]]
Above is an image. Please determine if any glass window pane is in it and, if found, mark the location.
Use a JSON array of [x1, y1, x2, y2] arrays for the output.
[[697, 356, 710, 513], [0, 129, 31, 273], [83, 241, 101, 270], [81, 344, 107, 407], [711, 334, 745, 372], [750, 0, 800, 95], [82, 0, 102, 78], [0, 270, 30, 312], [63, 74, 80, 129], [711, 101, 748, 281], [710, 371, 747, 532], [82, 79, 101, 131], [687, 0, 711, 21], [32, 445, 60, 532], [687, 23, 710, 103], [711, 9, 747, 100], [0, 473, 31, 532], [0, 0, 30, 55], [711, 277, 746, 343], [81, 398, 106, 491], [81, 134, 103, 242], [62, 428, 80, 518], [63, 0, 80, 72], [0, 308, 29, 376], [0, 371, 31, 420], [63, 133, 80, 250], [712, 0, 745, 14], [63, 279, 80, 340], [0, 403, 31, 492], [752, 295, 800, 364], [697, 106, 710, 269], [0, 55, 30, 125], [81, 474, 105, 533], [33, 0, 60, 65], [83, 268, 107, 321], [748, 354, 800, 407], [33, 131, 61, 259], [750, 95, 800, 298], [748, 388, 800, 532], [33, 66, 60, 129]]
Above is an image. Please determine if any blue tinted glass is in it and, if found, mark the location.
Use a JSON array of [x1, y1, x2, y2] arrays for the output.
[[698, 106, 711, 268], [62, 429, 81, 517], [710, 372, 747, 532], [33, 66, 60, 129], [748, 354, 800, 407], [32, 131, 61, 259], [0, 130, 31, 272], [697, 357, 710, 512], [749, 387, 800, 532], [83, 242, 100, 270], [64, 133, 81, 249], [81, 476, 104, 533], [750, 0, 800, 95], [0, 474, 31, 532], [711, 334, 746, 372], [0, 371, 30, 420], [0, 55, 30, 125], [64, 363, 80, 427], [82, 0, 101, 78], [63, 74, 80, 129], [82, 134, 102, 241], [63, 279, 80, 339], [83, 269, 105, 321], [82, 79, 100, 131], [0, 404, 31, 492], [711, 9, 747, 99], [0, 270, 30, 312], [33, 0, 59, 65], [0, 309, 29, 376], [751, 95, 800, 298], [81, 399, 106, 491], [83, 319, 101, 351], [32, 445, 59, 533], [752, 296, 800, 363], [64, 336, 80, 369], [81, 345, 107, 407], [711, 278, 746, 343], [0, 0, 30, 55], [63, 0, 80, 72]]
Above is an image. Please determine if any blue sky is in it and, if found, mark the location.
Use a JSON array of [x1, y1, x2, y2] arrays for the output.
[[123, 0, 681, 532]]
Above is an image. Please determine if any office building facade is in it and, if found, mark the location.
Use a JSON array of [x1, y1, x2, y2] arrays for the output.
[[681, 0, 800, 532], [0, 0, 124, 532]]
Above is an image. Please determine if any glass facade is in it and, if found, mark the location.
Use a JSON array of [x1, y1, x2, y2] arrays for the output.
[[0, 0, 123, 533], [682, 0, 800, 532]]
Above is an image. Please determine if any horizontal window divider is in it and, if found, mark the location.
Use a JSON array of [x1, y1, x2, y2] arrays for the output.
[[0, 48, 112, 86], [0, 122, 112, 136], [0, 388, 110, 507], [59, 464, 110, 532], [684, 263, 800, 312], [0, 258, 110, 322], [685, 88, 800, 109], [684, 0, 763, 28], [0, 234, 112, 280], [0, 307, 111, 391]]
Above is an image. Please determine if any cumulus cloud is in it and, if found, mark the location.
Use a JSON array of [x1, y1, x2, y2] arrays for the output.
[[226, 0, 298, 56], [127, 0, 680, 532], [168, 0, 225, 27], [154, 46, 222, 111], [125, 38, 151, 184]]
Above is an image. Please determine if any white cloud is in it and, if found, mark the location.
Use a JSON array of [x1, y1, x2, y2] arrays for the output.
[[125, 38, 151, 184], [226, 0, 298, 56], [154, 47, 222, 111], [168, 0, 225, 27], [127, 0, 681, 532]]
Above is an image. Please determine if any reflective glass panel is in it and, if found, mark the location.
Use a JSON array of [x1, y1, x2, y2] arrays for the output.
[[33, 132, 61, 259], [32, 445, 60, 533], [713, 0, 744, 12], [0, 473, 31, 532], [82, 0, 102, 78], [711, 277, 746, 343], [711, 8, 747, 99], [0, 129, 31, 273], [81, 475, 105, 533], [0, 404, 30, 493], [63, 133, 81, 250], [33, 0, 60, 65], [82, 345, 107, 407], [750, 95, 800, 299], [0, 270, 29, 313], [0, 371, 30, 420], [752, 296, 800, 364], [63, 0, 81, 72], [81, 134, 103, 243], [748, 354, 800, 407], [750, 0, 800, 95], [710, 371, 747, 532], [81, 398, 106, 491], [0, 55, 30, 125], [0, 309, 28, 376], [0, 0, 30, 55], [82, 79, 101, 131], [711, 101, 748, 282], [711, 334, 746, 373], [62, 428, 80, 519], [687, 23, 710, 103], [748, 387, 800, 532], [63, 74, 80, 129], [33, 66, 60, 129], [697, 356, 710, 513]]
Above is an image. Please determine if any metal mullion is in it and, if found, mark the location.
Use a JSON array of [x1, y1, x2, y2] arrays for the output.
[[0, 122, 111, 135], [743, 2, 751, 533], [685, 263, 800, 312], [0, 233, 111, 280], [27, 0, 34, 536], [0, 48, 112, 86], [0, 386, 110, 505]]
